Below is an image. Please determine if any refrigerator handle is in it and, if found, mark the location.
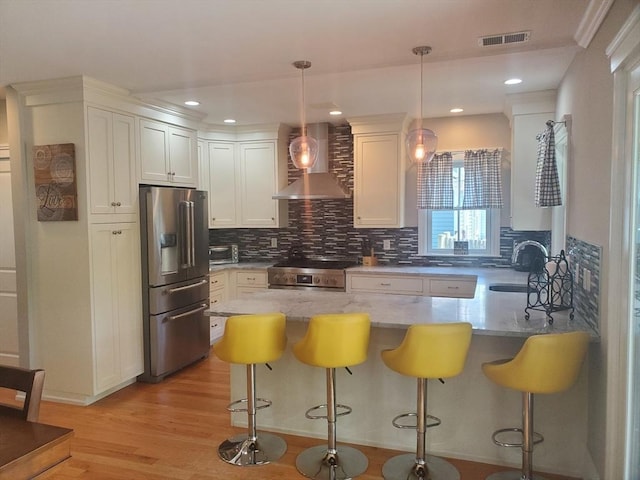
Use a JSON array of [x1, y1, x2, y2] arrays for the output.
[[187, 201, 195, 268], [179, 201, 196, 268]]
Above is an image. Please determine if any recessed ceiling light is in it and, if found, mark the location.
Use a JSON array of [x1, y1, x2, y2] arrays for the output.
[[329, 110, 342, 116], [223, 119, 236, 124], [184, 100, 200, 106], [504, 78, 523, 85], [450, 108, 464, 113]]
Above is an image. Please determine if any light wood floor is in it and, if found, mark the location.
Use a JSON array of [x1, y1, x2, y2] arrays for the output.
[[7, 355, 578, 479]]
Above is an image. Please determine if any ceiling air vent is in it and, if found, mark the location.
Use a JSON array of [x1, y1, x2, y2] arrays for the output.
[[479, 31, 530, 47]]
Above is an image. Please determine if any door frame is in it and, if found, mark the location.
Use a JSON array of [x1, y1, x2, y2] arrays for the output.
[[605, 5, 640, 478]]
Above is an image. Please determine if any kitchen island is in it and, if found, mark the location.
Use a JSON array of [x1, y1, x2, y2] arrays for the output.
[[207, 267, 596, 478]]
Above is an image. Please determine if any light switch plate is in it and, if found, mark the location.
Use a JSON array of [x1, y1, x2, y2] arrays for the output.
[[383, 239, 391, 250], [270, 238, 277, 248]]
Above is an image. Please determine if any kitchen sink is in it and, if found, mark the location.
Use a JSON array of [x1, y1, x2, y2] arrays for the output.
[[488, 283, 528, 293]]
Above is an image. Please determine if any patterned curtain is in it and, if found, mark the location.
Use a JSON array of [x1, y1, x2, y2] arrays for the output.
[[462, 149, 503, 209], [417, 152, 453, 210], [535, 124, 562, 207]]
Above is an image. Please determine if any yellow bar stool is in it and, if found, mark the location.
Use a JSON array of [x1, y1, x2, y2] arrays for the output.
[[381, 322, 472, 480], [213, 312, 287, 466], [293, 312, 371, 480], [482, 331, 590, 480]]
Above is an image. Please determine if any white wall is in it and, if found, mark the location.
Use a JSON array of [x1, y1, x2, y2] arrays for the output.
[[555, 0, 637, 476]]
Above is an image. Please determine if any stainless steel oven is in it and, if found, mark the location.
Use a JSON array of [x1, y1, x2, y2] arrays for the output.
[[268, 259, 357, 291]]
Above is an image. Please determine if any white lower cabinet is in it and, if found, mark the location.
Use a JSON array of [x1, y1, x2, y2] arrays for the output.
[[230, 269, 268, 299], [209, 270, 228, 343], [347, 271, 477, 298], [348, 274, 423, 295], [90, 222, 143, 392], [425, 277, 477, 298]]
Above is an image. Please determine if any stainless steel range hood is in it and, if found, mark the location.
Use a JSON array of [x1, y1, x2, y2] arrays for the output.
[[272, 123, 351, 200]]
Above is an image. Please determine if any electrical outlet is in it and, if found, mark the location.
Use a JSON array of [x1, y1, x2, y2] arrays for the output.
[[270, 238, 277, 248], [574, 263, 580, 285], [383, 239, 392, 250]]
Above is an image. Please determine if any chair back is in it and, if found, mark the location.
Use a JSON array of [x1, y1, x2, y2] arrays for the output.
[[213, 313, 287, 364], [381, 322, 472, 378], [0, 365, 45, 422], [293, 313, 371, 368], [483, 331, 590, 394]]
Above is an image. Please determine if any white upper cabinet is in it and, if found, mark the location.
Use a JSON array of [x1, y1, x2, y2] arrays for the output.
[[200, 124, 290, 229], [208, 142, 238, 228], [350, 114, 412, 228], [87, 106, 137, 221], [139, 118, 197, 187], [239, 141, 280, 227]]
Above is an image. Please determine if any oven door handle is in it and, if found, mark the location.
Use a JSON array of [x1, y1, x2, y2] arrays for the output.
[[166, 304, 208, 322]]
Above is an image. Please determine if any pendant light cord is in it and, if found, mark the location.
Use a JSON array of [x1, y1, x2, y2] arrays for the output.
[[301, 67, 306, 137], [419, 50, 424, 132]]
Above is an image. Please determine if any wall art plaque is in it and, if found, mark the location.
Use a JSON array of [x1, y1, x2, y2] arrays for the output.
[[33, 143, 78, 221]]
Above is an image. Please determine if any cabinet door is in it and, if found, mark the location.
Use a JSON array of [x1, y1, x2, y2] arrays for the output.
[[169, 126, 197, 186], [114, 224, 143, 380], [88, 107, 114, 215], [111, 113, 137, 214], [354, 134, 401, 227], [88, 108, 137, 217], [239, 142, 278, 226], [209, 142, 239, 227], [139, 119, 170, 184], [91, 223, 142, 392], [197, 140, 208, 191]]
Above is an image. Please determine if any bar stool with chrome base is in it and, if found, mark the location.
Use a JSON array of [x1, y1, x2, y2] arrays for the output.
[[212, 312, 287, 466], [381, 322, 472, 480], [482, 331, 589, 480], [293, 312, 371, 480]]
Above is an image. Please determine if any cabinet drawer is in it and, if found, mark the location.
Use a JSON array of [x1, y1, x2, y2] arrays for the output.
[[210, 290, 226, 307], [235, 270, 267, 287], [426, 278, 476, 298], [348, 274, 423, 295], [209, 271, 227, 291], [236, 286, 266, 298], [210, 316, 226, 344]]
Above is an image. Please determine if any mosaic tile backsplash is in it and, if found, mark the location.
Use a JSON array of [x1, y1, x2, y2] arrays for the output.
[[209, 123, 551, 268], [566, 236, 601, 333]]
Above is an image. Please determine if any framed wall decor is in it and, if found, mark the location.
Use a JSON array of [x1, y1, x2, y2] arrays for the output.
[[33, 143, 78, 221]]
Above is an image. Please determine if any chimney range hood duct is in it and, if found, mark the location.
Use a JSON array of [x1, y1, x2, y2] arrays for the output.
[[272, 123, 351, 200]]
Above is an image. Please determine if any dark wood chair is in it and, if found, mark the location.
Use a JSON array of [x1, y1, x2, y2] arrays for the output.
[[0, 365, 45, 422]]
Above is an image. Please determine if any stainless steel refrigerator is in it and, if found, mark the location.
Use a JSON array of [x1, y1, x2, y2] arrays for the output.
[[138, 185, 210, 383]]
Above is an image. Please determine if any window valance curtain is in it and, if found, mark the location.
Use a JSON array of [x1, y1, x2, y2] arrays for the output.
[[417, 149, 503, 210], [462, 149, 503, 209], [417, 152, 453, 210]]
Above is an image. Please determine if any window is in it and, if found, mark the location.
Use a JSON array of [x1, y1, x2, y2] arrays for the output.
[[418, 154, 500, 256]]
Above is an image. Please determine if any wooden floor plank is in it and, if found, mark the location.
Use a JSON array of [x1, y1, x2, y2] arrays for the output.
[[1, 355, 578, 480]]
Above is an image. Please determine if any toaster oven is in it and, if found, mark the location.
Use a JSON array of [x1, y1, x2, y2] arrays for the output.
[[209, 244, 239, 265]]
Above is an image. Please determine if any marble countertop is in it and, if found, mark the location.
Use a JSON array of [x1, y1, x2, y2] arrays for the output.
[[206, 266, 597, 339]]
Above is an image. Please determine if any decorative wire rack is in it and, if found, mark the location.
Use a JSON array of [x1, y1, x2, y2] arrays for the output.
[[525, 250, 575, 324]]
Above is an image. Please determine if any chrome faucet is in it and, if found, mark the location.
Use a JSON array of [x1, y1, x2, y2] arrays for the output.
[[511, 240, 549, 264]]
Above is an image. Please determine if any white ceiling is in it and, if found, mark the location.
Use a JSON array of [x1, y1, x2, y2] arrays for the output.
[[0, 0, 601, 127]]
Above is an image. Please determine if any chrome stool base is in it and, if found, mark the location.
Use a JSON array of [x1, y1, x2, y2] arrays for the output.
[[296, 444, 368, 480], [218, 431, 287, 466], [486, 472, 549, 480], [382, 453, 460, 480]]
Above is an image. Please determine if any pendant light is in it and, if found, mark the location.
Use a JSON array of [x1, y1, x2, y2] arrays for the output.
[[289, 60, 319, 170], [406, 46, 438, 164]]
